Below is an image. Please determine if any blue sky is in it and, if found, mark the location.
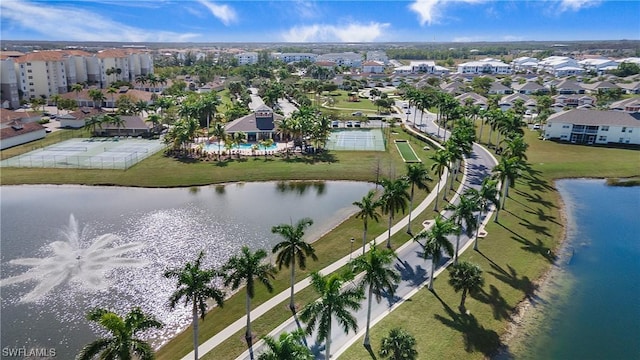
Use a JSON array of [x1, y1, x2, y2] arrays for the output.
[[1, 0, 638, 43]]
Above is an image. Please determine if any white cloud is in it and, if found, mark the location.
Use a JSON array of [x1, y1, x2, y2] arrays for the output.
[[409, 0, 486, 26], [557, 0, 601, 12], [197, 0, 237, 26], [293, 0, 320, 19], [0, 0, 199, 42], [281, 22, 390, 42]]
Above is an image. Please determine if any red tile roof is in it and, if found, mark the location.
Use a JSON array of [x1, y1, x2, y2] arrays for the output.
[[0, 120, 45, 139]]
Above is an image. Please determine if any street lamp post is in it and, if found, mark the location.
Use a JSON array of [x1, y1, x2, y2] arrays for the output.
[[350, 237, 355, 260]]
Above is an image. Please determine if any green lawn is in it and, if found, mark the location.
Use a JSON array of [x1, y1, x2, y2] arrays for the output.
[[394, 140, 421, 163]]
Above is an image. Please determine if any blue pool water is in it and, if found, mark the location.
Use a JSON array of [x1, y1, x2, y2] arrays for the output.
[[521, 179, 640, 359], [205, 142, 278, 151]]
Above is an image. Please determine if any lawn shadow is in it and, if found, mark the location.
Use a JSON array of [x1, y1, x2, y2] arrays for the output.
[[523, 192, 556, 209], [488, 263, 539, 301], [518, 218, 551, 237], [431, 290, 501, 356], [292, 313, 310, 348], [471, 285, 512, 321], [214, 160, 229, 167]]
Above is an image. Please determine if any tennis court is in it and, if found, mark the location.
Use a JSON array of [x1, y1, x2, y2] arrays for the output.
[[325, 129, 386, 151], [0, 138, 166, 170]]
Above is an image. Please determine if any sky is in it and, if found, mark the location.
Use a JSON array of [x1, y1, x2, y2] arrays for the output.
[[1, 0, 639, 43]]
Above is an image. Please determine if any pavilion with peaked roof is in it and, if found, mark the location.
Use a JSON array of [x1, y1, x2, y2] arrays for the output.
[[224, 105, 284, 142]]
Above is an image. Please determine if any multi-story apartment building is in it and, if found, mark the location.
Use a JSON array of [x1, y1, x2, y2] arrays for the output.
[[366, 51, 388, 65], [96, 49, 131, 88], [316, 52, 363, 68], [234, 52, 258, 65], [457, 58, 512, 75], [15, 51, 69, 100], [274, 53, 318, 63], [0, 58, 21, 109]]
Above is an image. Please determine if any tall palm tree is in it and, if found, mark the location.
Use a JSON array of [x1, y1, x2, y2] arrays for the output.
[[466, 179, 499, 250], [404, 164, 432, 234], [258, 329, 313, 360], [88, 89, 106, 109], [430, 149, 450, 211], [415, 215, 456, 291], [271, 217, 317, 311], [353, 190, 382, 255], [211, 122, 227, 159], [105, 114, 126, 137], [445, 194, 478, 264], [71, 83, 84, 106], [259, 138, 274, 159], [351, 245, 400, 346], [448, 261, 484, 311], [76, 307, 163, 360], [276, 117, 294, 156], [223, 246, 277, 346], [379, 178, 410, 249], [232, 131, 248, 158], [378, 328, 418, 360], [491, 155, 525, 215], [164, 251, 225, 360], [299, 271, 364, 359], [107, 87, 118, 109]]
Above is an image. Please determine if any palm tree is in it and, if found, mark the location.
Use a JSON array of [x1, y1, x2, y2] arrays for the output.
[[445, 194, 478, 264], [107, 87, 118, 109], [259, 138, 274, 159], [88, 89, 106, 109], [404, 164, 432, 234], [430, 149, 450, 211], [276, 117, 294, 156], [71, 83, 84, 106], [353, 190, 382, 255], [378, 328, 418, 360], [83, 115, 103, 136], [258, 329, 313, 360], [223, 246, 277, 346], [491, 155, 525, 215], [466, 178, 499, 250], [351, 245, 400, 346], [448, 261, 484, 311], [414, 215, 456, 291], [76, 307, 163, 360], [105, 114, 126, 137], [211, 122, 227, 159], [379, 178, 410, 249], [164, 251, 225, 360], [271, 217, 317, 311], [299, 271, 364, 359]]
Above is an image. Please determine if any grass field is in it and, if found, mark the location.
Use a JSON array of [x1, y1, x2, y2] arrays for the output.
[[394, 139, 421, 163]]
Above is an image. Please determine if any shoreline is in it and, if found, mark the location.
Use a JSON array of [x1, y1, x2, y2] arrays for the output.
[[492, 179, 583, 359]]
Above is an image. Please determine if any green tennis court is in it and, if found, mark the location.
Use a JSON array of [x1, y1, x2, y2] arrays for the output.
[[0, 138, 165, 170], [394, 140, 421, 163], [325, 129, 386, 151]]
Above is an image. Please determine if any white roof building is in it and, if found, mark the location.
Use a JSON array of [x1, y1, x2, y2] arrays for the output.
[[457, 58, 511, 75], [544, 109, 640, 145]]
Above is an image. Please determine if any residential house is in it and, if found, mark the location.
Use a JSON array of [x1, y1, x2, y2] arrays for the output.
[[362, 61, 385, 74], [580, 81, 620, 95], [456, 92, 488, 109], [553, 94, 595, 108], [609, 98, 640, 113], [544, 109, 640, 145], [512, 80, 548, 95], [499, 93, 534, 112], [0, 118, 46, 150], [616, 82, 640, 95], [553, 79, 585, 94], [489, 81, 513, 95]]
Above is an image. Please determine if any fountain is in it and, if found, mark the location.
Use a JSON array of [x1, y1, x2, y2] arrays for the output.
[[0, 214, 146, 303]]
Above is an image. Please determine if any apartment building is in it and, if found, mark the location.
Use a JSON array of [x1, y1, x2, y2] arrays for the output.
[[457, 58, 512, 75], [0, 58, 20, 109], [274, 53, 318, 63], [316, 52, 363, 68], [15, 51, 69, 100], [545, 109, 640, 145], [234, 52, 258, 65]]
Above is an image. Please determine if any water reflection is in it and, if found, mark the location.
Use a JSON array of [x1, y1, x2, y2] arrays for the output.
[[276, 181, 326, 195]]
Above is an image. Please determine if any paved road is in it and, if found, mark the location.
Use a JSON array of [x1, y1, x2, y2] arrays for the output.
[[234, 104, 498, 360]]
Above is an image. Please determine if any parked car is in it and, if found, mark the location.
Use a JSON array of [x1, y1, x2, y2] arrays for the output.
[[351, 111, 363, 116], [354, 121, 361, 128], [533, 124, 541, 130], [346, 121, 353, 127], [331, 121, 339, 128]]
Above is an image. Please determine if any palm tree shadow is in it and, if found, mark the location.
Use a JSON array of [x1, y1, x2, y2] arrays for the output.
[[525, 207, 561, 225], [518, 218, 551, 237], [489, 263, 541, 303], [523, 192, 556, 209], [292, 313, 310, 348], [471, 285, 512, 321], [309, 341, 326, 359], [394, 259, 428, 287], [431, 290, 501, 355]]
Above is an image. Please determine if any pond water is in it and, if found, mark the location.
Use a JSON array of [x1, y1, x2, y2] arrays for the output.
[[0, 181, 373, 358], [509, 179, 640, 359]]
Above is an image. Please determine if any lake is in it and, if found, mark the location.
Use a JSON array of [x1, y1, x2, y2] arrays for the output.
[[509, 179, 640, 359], [0, 181, 374, 359]]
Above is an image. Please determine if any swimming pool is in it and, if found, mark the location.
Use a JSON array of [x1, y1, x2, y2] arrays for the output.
[[205, 142, 278, 152]]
